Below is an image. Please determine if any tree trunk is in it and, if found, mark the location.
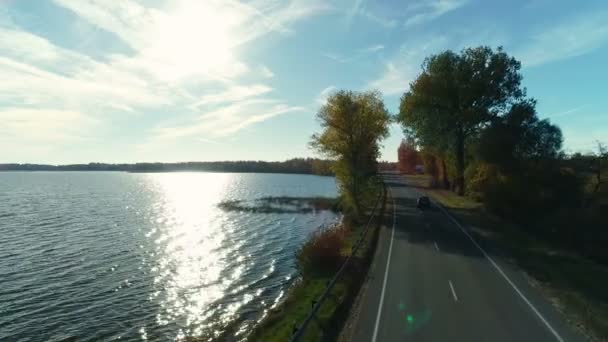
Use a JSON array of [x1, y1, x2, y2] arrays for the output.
[[455, 130, 465, 196], [351, 159, 361, 217], [441, 158, 450, 189]]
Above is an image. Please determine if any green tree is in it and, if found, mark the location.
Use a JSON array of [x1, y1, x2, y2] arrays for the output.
[[591, 141, 607, 196], [478, 99, 563, 172], [398, 46, 525, 195], [311, 90, 390, 216]]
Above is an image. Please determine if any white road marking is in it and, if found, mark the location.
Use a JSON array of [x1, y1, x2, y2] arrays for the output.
[[449, 280, 458, 301], [371, 188, 396, 342], [434, 241, 440, 252], [433, 202, 565, 342]]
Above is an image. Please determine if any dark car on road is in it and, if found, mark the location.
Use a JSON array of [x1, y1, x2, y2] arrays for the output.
[[417, 196, 431, 209]]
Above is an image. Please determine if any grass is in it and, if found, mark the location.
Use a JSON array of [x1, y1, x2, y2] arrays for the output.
[[218, 196, 339, 214], [247, 189, 386, 341], [402, 174, 608, 341]]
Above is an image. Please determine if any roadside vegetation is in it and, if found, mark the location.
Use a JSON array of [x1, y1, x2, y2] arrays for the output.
[[396, 46, 608, 339], [248, 90, 390, 341]]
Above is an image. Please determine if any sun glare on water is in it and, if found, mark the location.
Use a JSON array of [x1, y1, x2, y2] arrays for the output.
[[145, 173, 237, 338]]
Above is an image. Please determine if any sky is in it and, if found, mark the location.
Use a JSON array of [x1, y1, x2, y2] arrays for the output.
[[1, 0, 607, 164]]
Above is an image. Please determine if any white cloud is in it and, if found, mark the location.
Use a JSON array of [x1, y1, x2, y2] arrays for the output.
[[359, 10, 398, 29], [0, 55, 168, 110], [515, 11, 608, 67], [0, 0, 326, 159], [322, 44, 385, 63], [404, 0, 468, 28], [547, 106, 586, 118], [345, 0, 365, 28], [363, 44, 385, 53], [0, 108, 97, 144], [155, 100, 304, 139], [369, 62, 417, 95], [217, 104, 302, 135], [321, 52, 349, 63], [316, 85, 337, 104], [344, 0, 397, 29], [369, 36, 448, 95], [191, 84, 273, 108], [259, 65, 275, 78]]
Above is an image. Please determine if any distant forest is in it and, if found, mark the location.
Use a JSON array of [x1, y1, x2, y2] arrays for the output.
[[0, 158, 335, 176]]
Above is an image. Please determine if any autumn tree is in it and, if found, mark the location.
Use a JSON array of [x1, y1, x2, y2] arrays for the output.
[[311, 90, 390, 216], [398, 46, 525, 195], [398, 137, 419, 174]]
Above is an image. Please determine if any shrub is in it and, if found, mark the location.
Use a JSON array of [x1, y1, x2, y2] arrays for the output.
[[297, 225, 347, 276], [480, 162, 584, 222], [465, 162, 497, 201]]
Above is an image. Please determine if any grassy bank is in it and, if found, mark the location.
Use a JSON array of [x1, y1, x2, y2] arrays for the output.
[[403, 174, 608, 341], [247, 187, 387, 341]]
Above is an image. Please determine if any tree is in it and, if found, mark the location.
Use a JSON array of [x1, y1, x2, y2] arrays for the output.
[[398, 137, 419, 174], [478, 99, 563, 172], [591, 141, 607, 196], [311, 90, 390, 216], [398, 46, 525, 195]]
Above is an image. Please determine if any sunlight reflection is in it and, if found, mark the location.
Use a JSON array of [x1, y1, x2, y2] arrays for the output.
[[137, 172, 338, 339], [145, 173, 232, 338]]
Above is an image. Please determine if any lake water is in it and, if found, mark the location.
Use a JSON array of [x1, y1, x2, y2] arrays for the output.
[[0, 172, 338, 341]]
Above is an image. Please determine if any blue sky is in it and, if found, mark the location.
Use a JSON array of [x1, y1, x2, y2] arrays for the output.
[[1, 0, 607, 164]]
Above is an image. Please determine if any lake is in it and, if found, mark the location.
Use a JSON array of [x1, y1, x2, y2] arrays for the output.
[[0, 172, 338, 341]]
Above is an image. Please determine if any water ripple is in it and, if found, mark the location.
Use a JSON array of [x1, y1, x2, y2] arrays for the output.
[[0, 172, 337, 341]]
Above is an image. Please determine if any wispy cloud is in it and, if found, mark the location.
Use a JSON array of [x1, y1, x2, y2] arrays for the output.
[[345, 0, 366, 28], [369, 36, 448, 95], [191, 85, 273, 108], [0, 108, 97, 144], [404, 0, 468, 28], [359, 10, 398, 29], [322, 44, 385, 63], [515, 10, 608, 67], [363, 44, 385, 53], [548, 105, 586, 118], [259, 65, 275, 78], [0, 0, 327, 154], [155, 100, 304, 139], [344, 0, 397, 29]]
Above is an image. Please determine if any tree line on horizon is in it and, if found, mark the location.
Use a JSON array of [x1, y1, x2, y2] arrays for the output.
[[0, 158, 334, 175]]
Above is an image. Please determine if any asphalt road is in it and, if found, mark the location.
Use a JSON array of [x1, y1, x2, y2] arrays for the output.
[[352, 172, 585, 342]]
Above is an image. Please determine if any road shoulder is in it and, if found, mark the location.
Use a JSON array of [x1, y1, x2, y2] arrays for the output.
[[338, 190, 393, 342]]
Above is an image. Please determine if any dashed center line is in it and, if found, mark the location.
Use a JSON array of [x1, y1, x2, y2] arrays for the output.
[[449, 280, 458, 302]]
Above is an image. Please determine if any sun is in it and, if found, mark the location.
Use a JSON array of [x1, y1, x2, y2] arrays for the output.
[[145, 0, 244, 81]]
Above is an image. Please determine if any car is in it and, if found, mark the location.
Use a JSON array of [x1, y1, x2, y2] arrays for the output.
[[417, 196, 431, 209]]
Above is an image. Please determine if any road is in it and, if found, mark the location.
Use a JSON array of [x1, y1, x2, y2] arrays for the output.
[[352, 172, 585, 342]]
